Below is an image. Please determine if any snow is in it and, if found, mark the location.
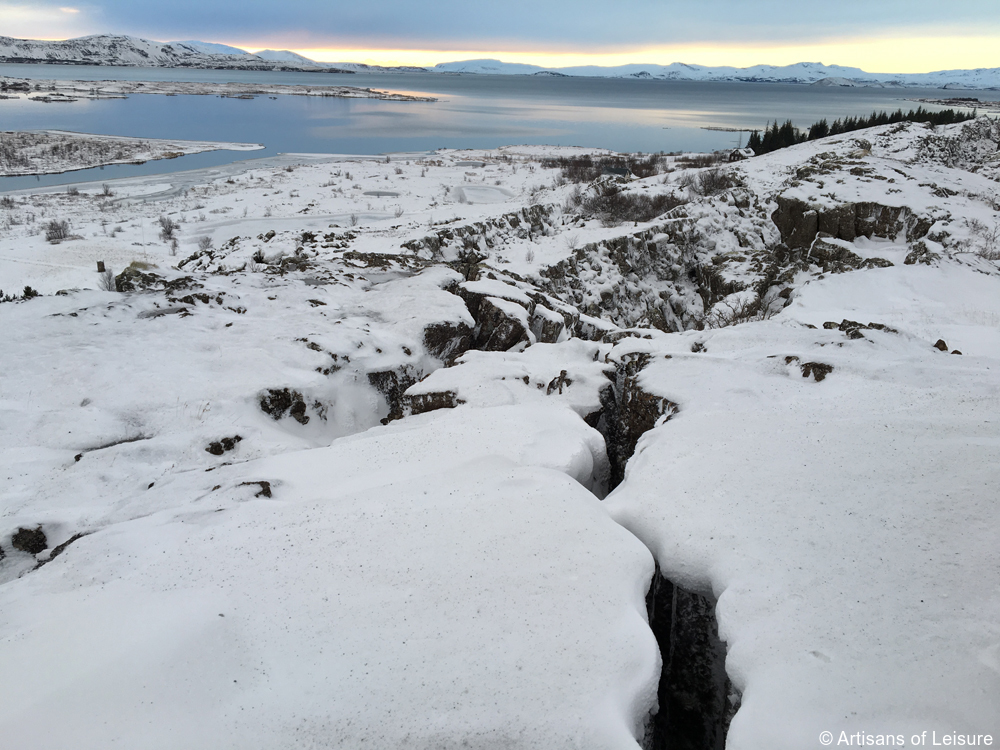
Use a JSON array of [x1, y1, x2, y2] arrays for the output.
[[0, 75, 436, 103], [4, 34, 1000, 87], [0, 130, 263, 177], [604, 266, 1000, 745], [1, 114, 999, 747], [1, 406, 657, 749], [434, 59, 1000, 89]]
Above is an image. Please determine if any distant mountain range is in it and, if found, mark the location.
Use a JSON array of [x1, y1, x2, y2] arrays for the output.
[[1, 34, 998, 88]]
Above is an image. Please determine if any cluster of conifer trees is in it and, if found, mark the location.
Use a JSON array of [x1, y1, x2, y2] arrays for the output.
[[746, 106, 976, 154]]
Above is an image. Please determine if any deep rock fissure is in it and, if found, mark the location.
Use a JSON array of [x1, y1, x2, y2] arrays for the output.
[[595, 355, 739, 750], [336, 270, 740, 750], [643, 565, 739, 750]]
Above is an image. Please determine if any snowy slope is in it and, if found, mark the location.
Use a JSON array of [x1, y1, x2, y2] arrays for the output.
[[171, 40, 251, 56], [1, 119, 999, 747], [0, 34, 307, 71], [604, 271, 1000, 747]]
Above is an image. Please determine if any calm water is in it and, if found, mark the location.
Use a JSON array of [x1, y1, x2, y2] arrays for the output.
[[0, 64, 960, 190]]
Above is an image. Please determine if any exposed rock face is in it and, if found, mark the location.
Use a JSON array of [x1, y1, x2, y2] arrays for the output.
[[529, 304, 567, 343], [904, 241, 942, 266], [807, 238, 893, 273], [800, 361, 834, 382], [368, 368, 420, 423], [422, 321, 473, 363], [597, 353, 679, 490], [405, 390, 464, 416], [11, 526, 47, 555], [474, 297, 531, 351], [401, 204, 555, 259], [646, 566, 738, 750], [772, 196, 931, 250], [115, 267, 201, 293]]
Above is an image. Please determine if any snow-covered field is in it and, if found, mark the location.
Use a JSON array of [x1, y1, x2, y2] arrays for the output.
[[0, 130, 263, 176], [1, 117, 998, 748]]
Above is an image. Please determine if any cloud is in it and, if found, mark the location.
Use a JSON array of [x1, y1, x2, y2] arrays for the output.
[[26, 0, 998, 50], [0, 2, 95, 38]]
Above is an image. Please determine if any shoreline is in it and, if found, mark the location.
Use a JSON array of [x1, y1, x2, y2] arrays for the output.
[[0, 76, 437, 102], [0, 129, 264, 177]]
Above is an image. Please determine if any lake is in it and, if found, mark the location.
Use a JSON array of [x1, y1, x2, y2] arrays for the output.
[[0, 64, 961, 190]]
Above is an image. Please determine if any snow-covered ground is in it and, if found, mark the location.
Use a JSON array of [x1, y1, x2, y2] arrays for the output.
[[0, 130, 262, 176], [1, 117, 998, 748]]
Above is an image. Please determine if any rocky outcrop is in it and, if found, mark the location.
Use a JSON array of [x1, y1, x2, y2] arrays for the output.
[[115, 266, 201, 293], [807, 238, 893, 273], [405, 390, 464, 416], [904, 240, 942, 266], [474, 297, 531, 350], [11, 526, 47, 555], [401, 204, 555, 259], [422, 321, 473, 363], [772, 196, 931, 249], [368, 368, 420, 423], [206, 435, 242, 455], [259, 388, 310, 424]]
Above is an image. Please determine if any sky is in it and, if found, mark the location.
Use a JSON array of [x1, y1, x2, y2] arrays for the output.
[[3, 0, 999, 73]]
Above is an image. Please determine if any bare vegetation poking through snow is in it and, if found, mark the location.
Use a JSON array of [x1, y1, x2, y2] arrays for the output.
[[0, 130, 263, 176]]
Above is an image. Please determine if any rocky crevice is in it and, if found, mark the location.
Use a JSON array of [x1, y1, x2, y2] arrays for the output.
[[645, 566, 739, 750], [593, 352, 739, 750]]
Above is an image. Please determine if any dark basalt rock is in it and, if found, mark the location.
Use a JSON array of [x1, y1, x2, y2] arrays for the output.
[[11, 526, 47, 555], [259, 388, 309, 424], [904, 241, 941, 266], [530, 305, 566, 344], [368, 368, 419, 423], [808, 238, 893, 274], [800, 362, 834, 382], [115, 267, 201, 293], [773, 196, 931, 250], [239, 481, 272, 498], [475, 297, 531, 351], [206, 435, 242, 456], [406, 390, 464, 416], [597, 353, 679, 489], [646, 566, 739, 750], [934, 339, 949, 351], [422, 321, 473, 363]]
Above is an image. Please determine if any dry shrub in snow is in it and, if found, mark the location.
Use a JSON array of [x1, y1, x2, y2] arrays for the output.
[[703, 290, 784, 329], [44, 219, 69, 243]]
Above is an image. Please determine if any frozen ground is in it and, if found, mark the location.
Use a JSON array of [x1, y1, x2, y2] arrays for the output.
[[1, 118, 998, 748]]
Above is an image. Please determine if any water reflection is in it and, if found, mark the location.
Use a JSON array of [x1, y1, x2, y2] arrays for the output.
[[0, 64, 956, 190]]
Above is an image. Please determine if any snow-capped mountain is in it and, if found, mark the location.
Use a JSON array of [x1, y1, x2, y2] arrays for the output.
[[4, 34, 998, 87], [434, 58, 1000, 88], [0, 34, 330, 71]]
